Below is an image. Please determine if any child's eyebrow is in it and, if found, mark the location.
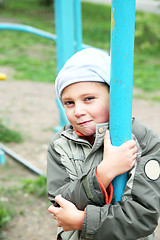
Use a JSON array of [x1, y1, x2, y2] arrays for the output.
[[81, 93, 97, 97], [62, 96, 71, 101], [62, 93, 96, 99], [62, 92, 97, 102]]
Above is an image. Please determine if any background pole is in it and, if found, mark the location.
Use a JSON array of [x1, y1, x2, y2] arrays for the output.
[[110, 0, 136, 203], [54, 0, 75, 73], [54, 0, 76, 130], [74, 0, 83, 52], [54, 0, 83, 132]]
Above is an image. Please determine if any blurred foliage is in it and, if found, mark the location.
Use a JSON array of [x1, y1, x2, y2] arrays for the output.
[[135, 11, 160, 54], [134, 11, 160, 91]]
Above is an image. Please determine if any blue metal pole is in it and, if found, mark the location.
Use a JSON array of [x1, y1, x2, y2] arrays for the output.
[[110, 0, 136, 203], [0, 23, 57, 41], [54, 0, 75, 130], [54, 0, 77, 130], [54, 0, 75, 73], [74, 0, 83, 52], [0, 149, 5, 164]]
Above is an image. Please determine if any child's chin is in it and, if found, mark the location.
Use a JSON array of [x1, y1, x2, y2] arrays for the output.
[[83, 128, 96, 136]]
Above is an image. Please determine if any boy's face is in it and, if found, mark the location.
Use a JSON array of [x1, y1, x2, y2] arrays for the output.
[[62, 81, 110, 136]]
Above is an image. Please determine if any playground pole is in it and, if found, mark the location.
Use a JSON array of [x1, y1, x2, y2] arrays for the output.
[[110, 0, 136, 203], [0, 149, 5, 164], [74, 0, 83, 52], [54, 0, 76, 130], [54, 0, 83, 131], [54, 0, 75, 72]]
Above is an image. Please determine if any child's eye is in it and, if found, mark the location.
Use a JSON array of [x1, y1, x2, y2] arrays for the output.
[[85, 96, 95, 102], [64, 101, 74, 106]]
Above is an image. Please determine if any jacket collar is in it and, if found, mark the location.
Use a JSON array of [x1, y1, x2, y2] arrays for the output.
[[61, 122, 109, 147]]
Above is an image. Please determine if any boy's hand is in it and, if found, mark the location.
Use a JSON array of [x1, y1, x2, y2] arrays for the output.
[[48, 195, 84, 231], [97, 130, 137, 188]]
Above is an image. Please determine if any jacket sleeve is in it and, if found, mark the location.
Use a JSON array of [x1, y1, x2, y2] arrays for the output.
[[81, 119, 160, 240], [47, 130, 110, 210]]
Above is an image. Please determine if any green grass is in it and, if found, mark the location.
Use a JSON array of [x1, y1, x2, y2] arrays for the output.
[[22, 175, 47, 198], [82, 2, 111, 50], [0, 202, 16, 232], [0, 178, 19, 233], [0, 0, 160, 92], [0, 157, 47, 235], [0, 120, 23, 143], [133, 93, 160, 102], [0, 31, 57, 83], [134, 53, 160, 91]]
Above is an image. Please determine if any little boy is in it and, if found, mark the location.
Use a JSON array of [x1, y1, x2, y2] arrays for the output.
[[47, 48, 160, 240]]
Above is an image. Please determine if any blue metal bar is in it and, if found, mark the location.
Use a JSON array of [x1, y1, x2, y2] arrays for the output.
[[0, 23, 56, 41], [0, 143, 43, 175], [0, 22, 88, 50], [0, 23, 89, 51], [74, 0, 83, 52], [110, 0, 136, 203]]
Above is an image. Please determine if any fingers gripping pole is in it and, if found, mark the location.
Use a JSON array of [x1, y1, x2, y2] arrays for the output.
[[110, 0, 136, 203]]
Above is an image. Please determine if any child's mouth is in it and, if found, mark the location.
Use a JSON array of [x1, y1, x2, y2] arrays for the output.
[[79, 120, 92, 126]]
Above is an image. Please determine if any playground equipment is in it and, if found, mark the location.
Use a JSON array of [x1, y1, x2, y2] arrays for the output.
[[0, 0, 84, 132], [54, 0, 136, 202], [0, 1, 82, 170], [0, 0, 136, 201]]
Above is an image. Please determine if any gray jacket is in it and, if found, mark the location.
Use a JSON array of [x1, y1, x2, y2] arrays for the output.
[[47, 118, 160, 240]]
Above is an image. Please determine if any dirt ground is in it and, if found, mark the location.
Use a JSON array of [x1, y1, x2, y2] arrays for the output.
[[0, 155, 57, 240], [0, 68, 160, 239]]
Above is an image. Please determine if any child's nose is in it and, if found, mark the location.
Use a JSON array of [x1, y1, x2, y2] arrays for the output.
[[74, 103, 85, 118]]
